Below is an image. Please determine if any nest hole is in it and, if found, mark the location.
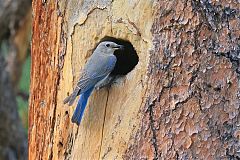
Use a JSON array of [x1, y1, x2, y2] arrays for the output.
[[100, 36, 139, 75]]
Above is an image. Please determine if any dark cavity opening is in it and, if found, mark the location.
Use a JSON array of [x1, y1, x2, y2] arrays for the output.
[[100, 36, 139, 75]]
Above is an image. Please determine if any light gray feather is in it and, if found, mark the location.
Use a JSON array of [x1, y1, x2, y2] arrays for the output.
[[64, 42, 118, 106]]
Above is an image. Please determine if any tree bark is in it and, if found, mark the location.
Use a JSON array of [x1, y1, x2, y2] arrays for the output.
[[29, 0, 240, 159]]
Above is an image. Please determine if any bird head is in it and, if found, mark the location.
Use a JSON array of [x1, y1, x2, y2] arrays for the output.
[[96, 41, 124, 54]]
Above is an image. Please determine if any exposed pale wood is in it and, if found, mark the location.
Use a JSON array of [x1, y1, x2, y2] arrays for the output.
[[30, 0, 240, 159]]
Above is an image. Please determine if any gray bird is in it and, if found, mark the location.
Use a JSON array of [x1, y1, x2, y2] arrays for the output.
[[64, 41, 124, 125]]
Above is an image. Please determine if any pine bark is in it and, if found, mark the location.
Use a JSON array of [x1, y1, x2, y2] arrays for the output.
[[30, 0, 240, 159]]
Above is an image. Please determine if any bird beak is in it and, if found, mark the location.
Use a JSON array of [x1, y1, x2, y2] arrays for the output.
[[113, 44, 124, 50]]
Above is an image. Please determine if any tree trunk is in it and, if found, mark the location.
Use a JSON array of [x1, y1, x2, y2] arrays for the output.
[[29, 0, 240, 159]]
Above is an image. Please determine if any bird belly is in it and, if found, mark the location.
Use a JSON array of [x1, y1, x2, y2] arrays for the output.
[[94, 74, 111, 90]]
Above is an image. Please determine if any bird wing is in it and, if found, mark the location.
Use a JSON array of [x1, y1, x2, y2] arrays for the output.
[[80, 55, 117, 92], [64, 55, 116, 106]]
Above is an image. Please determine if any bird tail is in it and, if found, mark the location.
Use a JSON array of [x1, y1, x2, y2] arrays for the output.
[[63, 87, 80, 106], [71, 87, 94, 125]]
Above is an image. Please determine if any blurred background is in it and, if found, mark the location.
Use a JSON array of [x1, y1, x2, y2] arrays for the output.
[[0, 0, 31, 159]]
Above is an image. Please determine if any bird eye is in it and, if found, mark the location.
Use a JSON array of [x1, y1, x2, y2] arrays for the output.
[[106, 44, 110, 47]]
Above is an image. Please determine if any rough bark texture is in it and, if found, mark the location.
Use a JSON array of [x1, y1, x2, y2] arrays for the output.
[[125, 1, 240, 159], [30, 0, 240, 159]]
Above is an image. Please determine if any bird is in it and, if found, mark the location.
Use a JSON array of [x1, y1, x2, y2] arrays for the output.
[[64, 41, 124, 125]]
